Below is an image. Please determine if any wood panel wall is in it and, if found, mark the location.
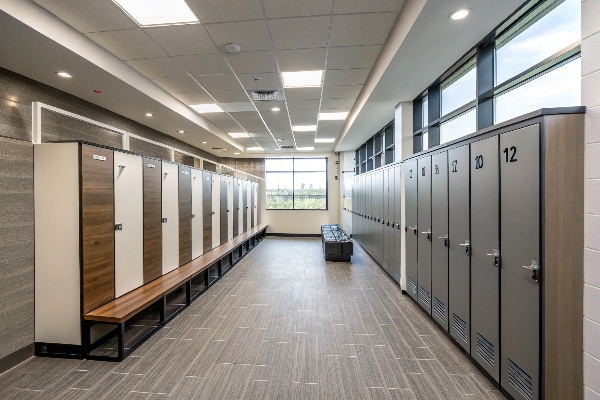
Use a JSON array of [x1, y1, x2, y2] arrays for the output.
[[179, 166, 192, 265], [81, 145, 115, 314], [202, 171, 212, 253], [143, 157, 162, 284]]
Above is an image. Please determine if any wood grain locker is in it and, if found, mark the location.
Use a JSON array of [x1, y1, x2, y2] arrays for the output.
[[227, 177, 234, 240], [161, 161, 179, 274], [143, 157, 162, 284], [233, 178, 239, 237], [202, 171, 212, 253], [179, 165, 192, 265], [212, 174, 221, 249], [220, 177, 227, 245], [191, 168, 203, 259], [114, 151, 143, 298]]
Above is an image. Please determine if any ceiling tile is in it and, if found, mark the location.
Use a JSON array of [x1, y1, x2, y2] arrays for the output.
[[276, 48, 327, 71], [201, 112, 239, 122], [334, 0, 404, 14], [268, 16, 330, 50], [86, 28, 168, 60], [173, 54, 231, 76], [318, 120, 346, 131], [286, 99, 321, 110], [330, 13, 398, 47], [324, 69, 370, 86], [151, 76, 203, 93], [289, 109, 319, 120], [237, 73, 282, 91], [239, 120, 270, 132], [210, 119, 246, 132], [322, 85, 363, 99], [210, 90, 252, 103], [171, 91, 214, 104], [319, 107, 351, 113], [263, 0, 334, 18], [34, 0, 137, 33], [284, 87, 322, 100], [205, 20, 272, 52], [229, 111, 262, 120], [194, 74, 243, 91], [291, 116, 318, 126], [225, 51, 279, 74], [144, 25, 219, 56], [253, 100, 286, 111], [187, 0, 264, 24], [261, 114, 291, 125], [326, 45, 383, 69], [220, 102, 256, 112], [126, 57, 187, 79], [321, 98, 357, 108]]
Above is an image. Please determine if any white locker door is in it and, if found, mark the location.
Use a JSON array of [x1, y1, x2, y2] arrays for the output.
[[238, 180, 243, 235], [191, 168, 203, 259], [246, 182, 251, 230], [114, 152, 144, 297], [162, 161, 179, 274], [212, 174, 221, 249], [227, 177, 234, 241], [253, 183, 258, 227]]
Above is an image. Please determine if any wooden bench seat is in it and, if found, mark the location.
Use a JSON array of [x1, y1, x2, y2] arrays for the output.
[[83, 224, 267, 360]]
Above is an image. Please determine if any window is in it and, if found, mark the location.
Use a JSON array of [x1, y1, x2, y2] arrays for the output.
[[441, 59, 476, 116], [441, 108, 477, 143], [422, 95, 429, 126], [266, 158, 327, 210]]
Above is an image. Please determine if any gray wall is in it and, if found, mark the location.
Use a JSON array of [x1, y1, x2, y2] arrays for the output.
[[582, 1, 600, 397]]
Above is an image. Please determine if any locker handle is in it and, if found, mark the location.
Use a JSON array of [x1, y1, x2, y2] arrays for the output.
[[192, 214, 195, 218], [459, 241, 470, 254], [421, 230, 431, 241], [486, 250, 500, 266], [523, 260, 540, 281], [438, 235, 448, 247], [381, 220, 385, 225], [212, 212, 215, 215], [115, 223, 123, 231]]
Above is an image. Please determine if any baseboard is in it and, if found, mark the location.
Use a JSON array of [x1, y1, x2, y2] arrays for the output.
[[0, 343, 34, 375], [266, 233, 321, 237]]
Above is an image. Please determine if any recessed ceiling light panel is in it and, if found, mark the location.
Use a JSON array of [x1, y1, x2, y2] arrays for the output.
[[56, 72, 72, 78], [247, 147, 264, 151], [282, 70, 323, 88], [315, 138, 336, 143], [297, 147, 314, 151], [228, 132, 250, 138], [293, 125, 317, 132], [145, 113, 154, 117], [190, 103, 224, 113], [112, 0, 199, 26], [319, 112, 349, 120], [450, 9, 470, 20], [271, 107, 281, 111], [177, 130, 185, 133]]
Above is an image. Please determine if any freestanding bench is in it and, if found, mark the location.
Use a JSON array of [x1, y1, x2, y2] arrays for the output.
[[83, 224, 268, 361], [321, 224, 353, 262]]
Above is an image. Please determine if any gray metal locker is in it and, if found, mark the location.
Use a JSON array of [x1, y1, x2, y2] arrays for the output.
[[383, 168, 390, 272], [447, 144, 470, 352], [470, 136, 500, 381], [431, 151, 449, 330], [404, 159, 418, 301], [220, 178, 228, 245], [500, 124, 540, 400], [393, 165, 402, 283], [417, 156, 432, 313], [376, 170, 384, 265]]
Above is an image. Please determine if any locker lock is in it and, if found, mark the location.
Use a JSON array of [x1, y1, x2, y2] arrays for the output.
[[406, 226, 417, 235], [115, 223, 123, 231], [523, 260, 540, 281], [486, 249, 500, 266], [162, 218, 167, 223], [381, 219, 385, 225], [421, 229, 431, 241], [438, 235, 448, 247], [192, 214, 196, 218], [459, 240, 470, 254]]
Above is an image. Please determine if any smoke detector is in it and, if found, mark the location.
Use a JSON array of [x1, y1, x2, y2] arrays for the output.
[[225, 43, 241, 53]]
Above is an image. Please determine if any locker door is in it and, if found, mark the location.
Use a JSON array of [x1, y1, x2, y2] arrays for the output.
[[252, 182, 257, 227], [238, 180, 243, 235], [220, 178, 228, 245], [470, 136, 500, 381], [114, 152, 143, 298], [212, 174, 221, 249], [227, 178, 233, 240], [191, 169, 203, 259], [243, 181, 248, 232], [383, 169, 389, 271], [393, 165, 402, 283], [448, 145, 470, 352], [161, 161, 179, 275], [417, 156, 432, 313], [143, 157, 162, 284], [431, 151, 449, 330], [500, 124, 540, 400], [202, 171, 212, 253], [233, 178, 239, 237], [404, 159, 418, 301], [179, 165, 192, 265], [246, 181, 252, 230]]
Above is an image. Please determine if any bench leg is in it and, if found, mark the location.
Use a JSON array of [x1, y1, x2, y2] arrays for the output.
[[117, 323, 125, 362]]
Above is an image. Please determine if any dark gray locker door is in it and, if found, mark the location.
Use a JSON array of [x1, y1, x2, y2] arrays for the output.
[[448, 144, 471, 353], [387, 168, 395, 277], [377, 170, 384, 266], [243, 181, 248, 232], [404, 159, 418, 301], [367, 174, 373, 254], [431, 151, 449, 330], [500, 124, 540, 400], [383, 169, 389, 271], [393, 165, 402, 283], [417, 156, 432, 313], [220, 179, 228, 245], [470, 136, 500, 381]]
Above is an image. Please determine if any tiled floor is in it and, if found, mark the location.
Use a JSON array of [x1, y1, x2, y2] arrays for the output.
[[0, 237, 505, 399]]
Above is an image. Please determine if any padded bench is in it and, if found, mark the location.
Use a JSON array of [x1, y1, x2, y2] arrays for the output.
[[83, 224, 268, 361], [321, 224, 353, 262]]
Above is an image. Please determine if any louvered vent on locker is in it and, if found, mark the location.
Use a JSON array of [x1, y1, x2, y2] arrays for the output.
[[452, 314, 468, 343], [476, 333, 495, 367], [433, 297, 446, 321], [508, 359, 533, 400], [408, 278, 417, 294], [419, 287, 431, 308]]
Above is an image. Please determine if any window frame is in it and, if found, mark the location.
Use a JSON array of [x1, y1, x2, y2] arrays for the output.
[[265, 157, 328, 210]]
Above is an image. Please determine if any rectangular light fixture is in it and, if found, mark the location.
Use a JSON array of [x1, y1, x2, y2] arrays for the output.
[[296, 147, 314, 151], [281, 70, 323, 88], [190, 104, 224, 113], [247, 147, 264, 151], [319, 112, 349, 120], [228, 132, 250, 138], [315, 138, 336, 143], [112, 0, 199, 26], [293, 125, 317, 132]]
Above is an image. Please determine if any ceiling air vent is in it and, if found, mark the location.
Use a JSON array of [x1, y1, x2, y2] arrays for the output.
[[280, 145, 294, 149], [251, 90, 284, 101]]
